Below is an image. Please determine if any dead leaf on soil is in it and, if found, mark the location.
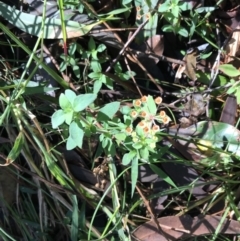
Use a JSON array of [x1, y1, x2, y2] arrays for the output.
[[141, 35, 164, 64], [219, 95, 237, 125], [132, 215, 240, 241], [175, 49, 198, 81], [225, 26, 240, 64]]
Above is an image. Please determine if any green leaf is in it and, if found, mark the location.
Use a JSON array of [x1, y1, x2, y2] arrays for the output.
[[178, 27, 188, 37], [68, 42, 77, 56], [107, 140, 116, 156], [99, 8, 130, 16], [200, 51, 212, 59], [131, 156, 138, 197], [139, 147, 149, 160], [7, 131, 24, 163], [0, 2, 99, 39], [171, 6, 179, 18], [88, 72, 101, 79], [162, 24, 174, 32], [132, 142, 143, 149], [236, 87, 240, 105], [73, 94, 97, 112], [218, 64, 240, 77], [65, 90, 76, 105], [122, 151, 136, 166], [68, 122, 84, 149], [150, 164, 177, 188], [227, 86, 236, 95], [73, 65, 80, 78], [67, 136, 77, 150], [158, 1, 170, 12], [196, 72, 228, 87], [88, 37, 96, 51], [176, 121, 240, 157], [98, 102, 120, 120], [90, 61, 102, 72], [93, 80, 102, 94], [115, 133, 127, 145], [120, 106, 131, 115], [64, 111, 74, 125], [145, 95, 157, 115], [179, 1, 193, 11], [70, 195, 78, 241], [195, 6, 216, 13], [97, 44, 106, 52], [102, 137, 109, 148], [59, 93, 72, 110], [123, 0, 132, 4], [52, 109, 65, 128]]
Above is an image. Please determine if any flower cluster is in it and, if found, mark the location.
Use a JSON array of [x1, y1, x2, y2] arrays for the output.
[[124, 95, 170, 150], [132, 95, 170, 125]]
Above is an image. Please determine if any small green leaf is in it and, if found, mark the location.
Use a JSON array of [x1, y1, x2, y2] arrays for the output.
[[99, 8, 130, 16], [195, 6, 216, 13], [227, 86, 236, 95], [68, 42, 77, 55], [97, 44, 106, 52], [179, 1, 193, 11], [88, 72, 101, 79], [122, 151, 136, 166], [93, 80, 102, 94], [236, 87, 240, 104], [171, 6, 179, 18], [102, 137, 109, 148], [115, 133, 127, 145], [158, 1, 170, 12], [98, 102, 120, 120], [65, 89, 76, 106], [162, 24, 174, 32], [218, 64, 240, 77], [52, 109, 65, 128], [73, 94, 97, 112], [146, 95, 157, 115], [132, 142, 143, 149], [131, 156, 138, 197], [92, 50, 98, 60], [65, 111, 74, 125], [88, 37, 96, 51], [7, 131, 24, 163], [139, 147, 149, 160], [70, 195, 78, 241], [73, 65, 80, 78], [68, 122, 84, 149], [91, 61, 102, 72], [200, 51, 212, 59], [59, 93, 72, 110], [120, 106, 131, 115], [178, 27, 188, 37], [107, 141, 116, 156], [67, 136, 77, 150]]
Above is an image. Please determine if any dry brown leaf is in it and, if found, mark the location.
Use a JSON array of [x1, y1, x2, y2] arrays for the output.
[[175, 49, 198, 81], [145, 35, 164, 61], [132, 215, 240, 241], [225, 26, 240, 63], [219, 95, 237, 125], [137, 35, 164, 65]]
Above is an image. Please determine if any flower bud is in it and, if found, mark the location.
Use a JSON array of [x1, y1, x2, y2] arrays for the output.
[[155, 97, 162, 105], [133, 99, 142, 107]]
